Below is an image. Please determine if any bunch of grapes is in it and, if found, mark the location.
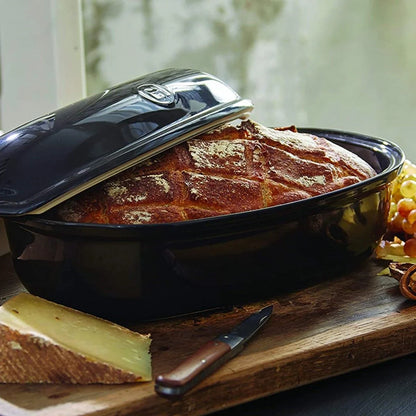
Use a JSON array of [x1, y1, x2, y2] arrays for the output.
[[377, 160, 416, 259]]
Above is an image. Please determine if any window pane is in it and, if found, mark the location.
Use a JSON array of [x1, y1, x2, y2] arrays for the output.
[[81, 0, 416, 161]]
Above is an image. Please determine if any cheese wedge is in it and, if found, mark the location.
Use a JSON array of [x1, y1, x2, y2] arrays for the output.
[[0, 293, 151, 384]]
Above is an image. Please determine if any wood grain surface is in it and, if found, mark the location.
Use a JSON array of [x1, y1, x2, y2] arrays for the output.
[[1, 254, 416, 416]]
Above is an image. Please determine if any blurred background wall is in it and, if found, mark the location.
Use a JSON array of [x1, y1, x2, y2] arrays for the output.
[[82, 0, 416, 160]]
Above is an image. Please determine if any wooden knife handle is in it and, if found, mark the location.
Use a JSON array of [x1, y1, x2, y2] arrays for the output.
[[156, 340, 231, 388]]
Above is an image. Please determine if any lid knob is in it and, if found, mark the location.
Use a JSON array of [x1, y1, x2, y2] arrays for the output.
[[137, 83, 176, 107]]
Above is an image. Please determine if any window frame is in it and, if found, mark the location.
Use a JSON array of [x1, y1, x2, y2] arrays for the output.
[[0, 0, 86, 254]]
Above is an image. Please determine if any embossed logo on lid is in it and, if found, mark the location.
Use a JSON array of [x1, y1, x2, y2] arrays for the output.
[[137, 84, 175, 106]]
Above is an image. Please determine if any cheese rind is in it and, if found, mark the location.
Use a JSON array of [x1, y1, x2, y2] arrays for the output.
[[0, 293, 151, 384]]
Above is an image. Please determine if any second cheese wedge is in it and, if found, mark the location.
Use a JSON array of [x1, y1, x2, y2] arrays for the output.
[[0, 293, 151, 384]]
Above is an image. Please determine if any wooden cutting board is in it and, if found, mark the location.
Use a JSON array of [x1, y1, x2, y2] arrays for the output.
[[1, 255, 416, 416]]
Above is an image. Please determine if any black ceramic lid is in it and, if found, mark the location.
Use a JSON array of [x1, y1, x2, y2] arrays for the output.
[[0, 69, 253, 216]]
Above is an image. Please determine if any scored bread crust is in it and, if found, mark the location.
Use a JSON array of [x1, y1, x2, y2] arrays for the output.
[[55, 120, 376, 225], [0, 324, 147, 384]]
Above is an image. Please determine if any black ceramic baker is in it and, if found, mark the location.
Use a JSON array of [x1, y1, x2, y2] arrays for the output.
[[0, 69, 405, 322]]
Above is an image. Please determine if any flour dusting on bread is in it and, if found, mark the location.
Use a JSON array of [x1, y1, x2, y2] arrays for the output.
[[54, 120, 376, 224]]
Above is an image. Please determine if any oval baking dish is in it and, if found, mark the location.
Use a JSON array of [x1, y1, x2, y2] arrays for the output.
[[3, 128, 404, 322]]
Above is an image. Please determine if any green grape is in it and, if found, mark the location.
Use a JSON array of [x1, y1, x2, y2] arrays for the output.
[[404, 174, 416, 182], [388, 201, 397, 221], [377, 160, 416, 260], [403, 160, 416, 176], [400, 180, 416, 198]]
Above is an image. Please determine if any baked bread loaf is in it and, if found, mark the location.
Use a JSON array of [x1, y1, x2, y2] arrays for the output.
[[55, 120, 376, 224]]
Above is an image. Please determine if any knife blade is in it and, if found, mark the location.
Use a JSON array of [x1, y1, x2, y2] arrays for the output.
[[154, 304, 273, 398]]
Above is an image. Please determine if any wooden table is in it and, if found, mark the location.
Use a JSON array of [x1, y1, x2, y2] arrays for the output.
[[1, 253, 416, 416]]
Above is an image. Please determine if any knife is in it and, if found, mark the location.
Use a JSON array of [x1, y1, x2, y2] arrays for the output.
[[154, 305, 273, 398]]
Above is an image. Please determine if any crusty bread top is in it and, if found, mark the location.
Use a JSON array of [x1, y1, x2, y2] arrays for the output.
[[54, 120, 376, 224]]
